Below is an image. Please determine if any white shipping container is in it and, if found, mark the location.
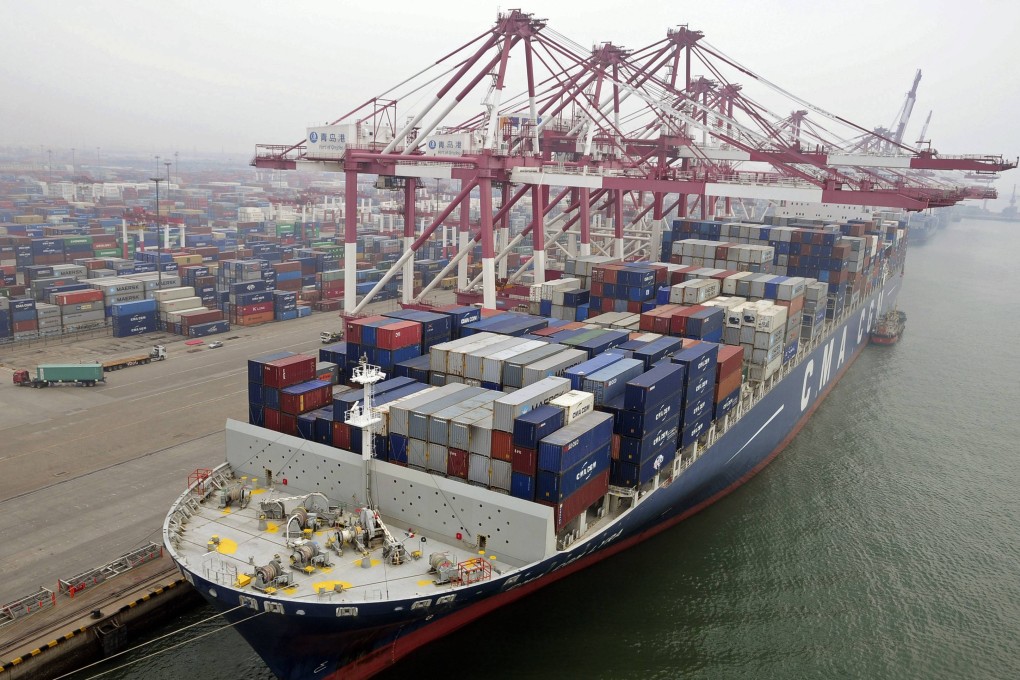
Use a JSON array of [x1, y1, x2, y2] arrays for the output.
[[159, 297, 203, 313], [153, 286, 197, 303], [756, 306, 788, 333], [549, 390, 595, 424]]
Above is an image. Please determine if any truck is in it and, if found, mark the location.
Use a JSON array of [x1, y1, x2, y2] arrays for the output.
[[13, 363, 105, 387], [102, 345, 167, 372], [320, 331, 342, 344]]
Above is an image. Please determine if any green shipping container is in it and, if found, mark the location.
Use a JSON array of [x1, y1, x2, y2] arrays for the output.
[[36, 363, 105, 383], [94, 248, 121, 257], [65, 235, 93, 247]]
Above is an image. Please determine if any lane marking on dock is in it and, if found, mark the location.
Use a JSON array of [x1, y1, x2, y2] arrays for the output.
[[726, 406, 784, 465]]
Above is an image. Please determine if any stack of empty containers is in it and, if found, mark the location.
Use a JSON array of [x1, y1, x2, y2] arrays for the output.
[[110, 298, 159, 337], [609, 362, 685, 488], [247, 352, 323, 435]]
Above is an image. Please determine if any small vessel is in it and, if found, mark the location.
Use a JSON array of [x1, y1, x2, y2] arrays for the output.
[[870, 309, 906, 345]]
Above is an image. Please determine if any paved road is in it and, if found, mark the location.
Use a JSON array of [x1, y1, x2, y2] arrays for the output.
[[0, 293, 448, 605]]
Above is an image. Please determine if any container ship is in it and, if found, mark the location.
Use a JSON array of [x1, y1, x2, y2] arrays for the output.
[[164, 216, 905, 680]]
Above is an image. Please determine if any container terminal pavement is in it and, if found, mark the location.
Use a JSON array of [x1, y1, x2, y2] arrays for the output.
[[0, 295, 428, 675]]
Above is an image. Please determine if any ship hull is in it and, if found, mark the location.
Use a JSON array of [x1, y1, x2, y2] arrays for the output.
[[173, 276, 900, 680]]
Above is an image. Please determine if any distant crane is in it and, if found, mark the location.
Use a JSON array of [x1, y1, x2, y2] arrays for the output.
[[890, 69, 922, 149], [915, 110, 932, 147]]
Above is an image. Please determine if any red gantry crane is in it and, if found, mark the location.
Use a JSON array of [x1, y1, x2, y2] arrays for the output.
[[253, 9, 1016, 312]]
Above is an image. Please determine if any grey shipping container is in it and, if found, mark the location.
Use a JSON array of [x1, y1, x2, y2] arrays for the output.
[[408, 387, 489, 441], [469, 453, 490, 486], [429, 393, 498, 445], [468, 410, 495, 456], [521, 348, 588, 387], [463, 337, 528, 380], [389, 384, 472, 436], [408, 438, 427, 469], [490, 459, 512, 491], [427, 443, 448, 474], [502, 343, 567, 388], [492, 376, 571, 432], [450, 406, 492, 451]]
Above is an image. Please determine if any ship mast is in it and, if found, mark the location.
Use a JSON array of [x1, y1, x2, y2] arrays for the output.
[[345, 355, 384, 509]]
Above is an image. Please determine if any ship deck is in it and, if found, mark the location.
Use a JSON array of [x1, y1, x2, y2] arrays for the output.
[[167, 471, 511, 606]]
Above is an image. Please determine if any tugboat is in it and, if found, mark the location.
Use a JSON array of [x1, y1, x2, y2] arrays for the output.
[[870, 309, 907, 345]]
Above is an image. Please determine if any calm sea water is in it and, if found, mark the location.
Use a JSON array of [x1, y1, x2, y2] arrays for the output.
[[75, 218, 1020, 680]]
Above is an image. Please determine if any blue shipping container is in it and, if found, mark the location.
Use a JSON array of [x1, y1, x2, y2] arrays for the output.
[[623, 362, 686, 412], [537, 412, 614, 473], [535, 442, 610, 503], [512, 405, 564, 450]]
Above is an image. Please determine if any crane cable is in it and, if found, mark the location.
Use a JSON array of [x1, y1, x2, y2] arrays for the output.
[[50, 605, 264, 680]]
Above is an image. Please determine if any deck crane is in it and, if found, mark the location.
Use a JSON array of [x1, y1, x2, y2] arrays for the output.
[[252, 10, 1016, 312]]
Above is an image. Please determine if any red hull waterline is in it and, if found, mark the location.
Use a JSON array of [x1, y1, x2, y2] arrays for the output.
[[330, 333, 869, 680]]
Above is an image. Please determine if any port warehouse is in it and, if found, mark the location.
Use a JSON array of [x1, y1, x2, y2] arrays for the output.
[[243, 214, 904, 533]]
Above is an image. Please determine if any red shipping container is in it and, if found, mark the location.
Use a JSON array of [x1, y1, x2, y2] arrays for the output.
[[280, 382, 332, 415], [13, 320, 38, 332], [264, 408, 296, 435], [611, 434, 620, 461], [447, 448, 469, 479], [332, 421, 351, 449], [538, 469, 610, 532], [345, 315, 386, 344], [376, 320, 422, 351], [491, 430, 512, 462], [263, 354, 316, 389], [511, 445, 536, 475], [53, 289, 104, 306], [716, 345, 743, 381], [715, 370, 742, 402]]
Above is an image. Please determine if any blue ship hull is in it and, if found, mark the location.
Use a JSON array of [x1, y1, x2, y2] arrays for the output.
[[175, 276, 900, 680]]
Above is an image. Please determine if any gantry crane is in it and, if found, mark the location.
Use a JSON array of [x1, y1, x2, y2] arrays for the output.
[[253, 10, 1016, 312]]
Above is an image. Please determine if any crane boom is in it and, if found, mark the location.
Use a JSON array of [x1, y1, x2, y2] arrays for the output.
[[892, 69, 922, 147]]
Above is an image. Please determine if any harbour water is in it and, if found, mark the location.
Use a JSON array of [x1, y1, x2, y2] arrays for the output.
[[72, 218, 1020, 680]]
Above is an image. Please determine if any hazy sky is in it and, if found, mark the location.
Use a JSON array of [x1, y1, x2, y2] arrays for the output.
[[2, 0, 1018, 201]]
